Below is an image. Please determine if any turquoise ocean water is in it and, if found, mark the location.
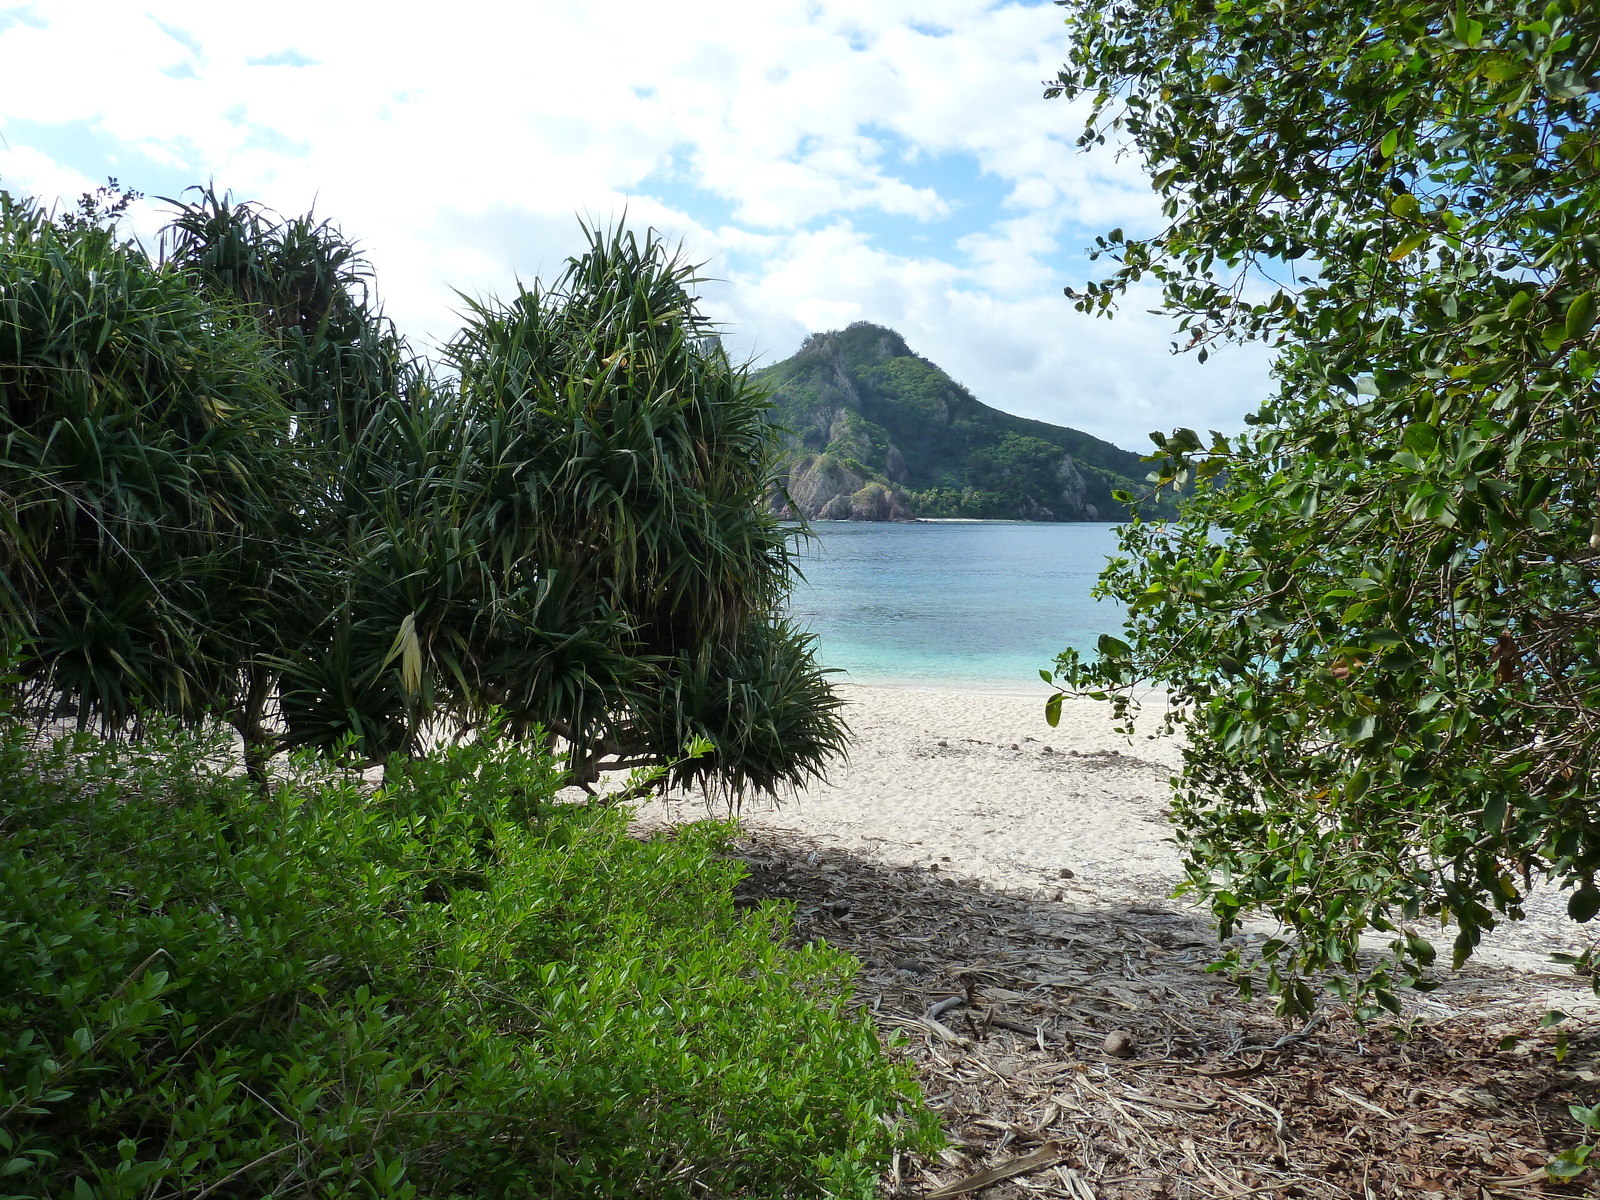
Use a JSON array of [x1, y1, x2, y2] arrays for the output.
[[787, 521, 1126, 692]]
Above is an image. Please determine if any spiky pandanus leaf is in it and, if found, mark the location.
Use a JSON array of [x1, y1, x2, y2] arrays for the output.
[[161, 186, 417, 443], [640, 619, 849, 803], [0, 189, 304, 728]]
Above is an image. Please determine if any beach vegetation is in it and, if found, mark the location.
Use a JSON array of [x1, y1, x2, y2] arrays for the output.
[[0, 182, 845, 798], [1047, 0, 1600, 1019], [0, 180, 927, 1195], [0, 713, 937, 1198], [0, 186, 307, 738]]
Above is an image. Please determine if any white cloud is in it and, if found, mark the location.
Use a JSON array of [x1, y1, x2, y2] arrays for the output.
[[0, 143, 97, 210], [0, 0, 1275, 448]]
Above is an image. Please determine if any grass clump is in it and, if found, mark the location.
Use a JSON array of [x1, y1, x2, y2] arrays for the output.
[[0, 721, 938, 1198]]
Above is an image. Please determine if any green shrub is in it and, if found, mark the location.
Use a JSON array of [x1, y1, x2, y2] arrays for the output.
[[0, 721, 937, 1198]]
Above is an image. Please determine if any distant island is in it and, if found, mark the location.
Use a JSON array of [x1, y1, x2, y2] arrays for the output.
[[758, 322, 1161, 522]]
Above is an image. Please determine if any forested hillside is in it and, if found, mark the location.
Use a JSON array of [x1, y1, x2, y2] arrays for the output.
[[758, 322, 1160, 521]]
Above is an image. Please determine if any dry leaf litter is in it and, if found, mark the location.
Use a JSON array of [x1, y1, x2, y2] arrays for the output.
[[719, 830, 1600, 1199], [625, 690, 1600, 1198]]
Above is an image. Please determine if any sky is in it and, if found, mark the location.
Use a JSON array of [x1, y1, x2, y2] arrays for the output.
[[0, 0, 1273, 452]]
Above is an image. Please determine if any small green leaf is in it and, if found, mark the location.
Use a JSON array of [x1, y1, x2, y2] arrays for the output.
[[1483, 56, 1522, 82], [1482, 793, 1506, 834], [1405, 932, 1436, 967], [1044, 692, 1063, 728], [1402, 423, 1439, 454], [1389, 230, 1429, 261], [1451, 10, 1484, 44], [1569, 886, 1600, 923], [1097, 634, 1133, 658], [1549, 1147, 1590, 1179], [1566, 291, 1596, 341]]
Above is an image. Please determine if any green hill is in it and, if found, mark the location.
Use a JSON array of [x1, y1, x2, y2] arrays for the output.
[[757, 322, 1159, 522]]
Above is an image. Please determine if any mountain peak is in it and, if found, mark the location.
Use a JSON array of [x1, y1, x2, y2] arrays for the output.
[[797, 322, 914, 366], [756, 327, 1158, 522]]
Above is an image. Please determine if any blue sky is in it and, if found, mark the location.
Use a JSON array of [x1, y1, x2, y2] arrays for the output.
[[0, 0, 1271, 450]]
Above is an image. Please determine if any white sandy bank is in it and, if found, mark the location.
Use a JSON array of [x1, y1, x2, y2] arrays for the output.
[[635, 684, 1187, 908]]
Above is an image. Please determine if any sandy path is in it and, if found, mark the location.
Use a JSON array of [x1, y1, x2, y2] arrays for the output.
[[637, 687, 1600, 1194]]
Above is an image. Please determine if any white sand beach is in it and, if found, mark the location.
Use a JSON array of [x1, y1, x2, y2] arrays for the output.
[[635, 682, 1596, 984], [637, 684, 1189, 907]]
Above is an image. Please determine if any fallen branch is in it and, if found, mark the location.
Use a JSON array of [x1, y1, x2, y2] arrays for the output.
[[925, 1142, 1068, 1199]]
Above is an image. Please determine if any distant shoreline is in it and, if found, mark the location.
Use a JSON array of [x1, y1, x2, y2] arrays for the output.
[[830, 677, 1051, 698], [826, 678, 1170, 703]]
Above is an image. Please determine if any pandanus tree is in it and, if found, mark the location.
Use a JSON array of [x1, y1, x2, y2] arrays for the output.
[[0, 186, 303, 730], [306, 226, 847, 796], [156, 187, 428, 775], [3, 183, 845, 799], [0, 180, 842, 797]]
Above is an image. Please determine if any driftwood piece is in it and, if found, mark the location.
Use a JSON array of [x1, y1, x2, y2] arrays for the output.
[[924, 1142, 1068, 1198], [921, 1015, 969, 1046], [1120, 1089, 1217, 1114], [986, 1014, 1044, 1038]]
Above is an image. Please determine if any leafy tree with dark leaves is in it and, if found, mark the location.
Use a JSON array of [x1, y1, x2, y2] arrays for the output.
[[1046, 0, 1600, 1018]]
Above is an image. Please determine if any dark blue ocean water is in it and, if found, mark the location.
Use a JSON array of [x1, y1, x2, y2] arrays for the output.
[[786, 521, 1126, 690]]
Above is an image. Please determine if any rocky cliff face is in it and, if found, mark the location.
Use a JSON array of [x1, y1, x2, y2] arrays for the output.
[[760, 322, 1159, 523], [778, 454, 916, 521]]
